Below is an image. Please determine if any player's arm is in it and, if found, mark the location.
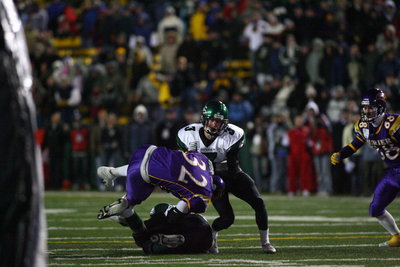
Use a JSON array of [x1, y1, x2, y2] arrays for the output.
[[331, 135, 365, 165], [176, 129, 189, 151], [226, 148, 241, 173]]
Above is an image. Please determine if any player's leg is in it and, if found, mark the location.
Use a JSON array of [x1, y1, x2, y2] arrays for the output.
[[369, 169, 400, 247], [210, 188, 234, 254], [98, 146, 155, 233], [229, 171, 276, 253]]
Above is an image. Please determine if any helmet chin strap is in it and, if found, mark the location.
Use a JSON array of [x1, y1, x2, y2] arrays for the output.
[[371, 113, 384, 127], [204, 127, 217, 139]]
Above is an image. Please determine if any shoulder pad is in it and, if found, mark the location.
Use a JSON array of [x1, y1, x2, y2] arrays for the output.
[[223, 124, 245, 151], [354, 119, 367, 142], [388, 114, 400, 137]]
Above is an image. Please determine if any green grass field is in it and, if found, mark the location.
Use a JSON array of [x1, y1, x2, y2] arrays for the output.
[[46, 191, 400, 266]]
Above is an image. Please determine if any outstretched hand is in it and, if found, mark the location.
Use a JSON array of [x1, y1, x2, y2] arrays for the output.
[[330, 152, 341, 165]]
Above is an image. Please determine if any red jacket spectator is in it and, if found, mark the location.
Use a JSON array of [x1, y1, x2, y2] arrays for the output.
[[311, 126, 333, 155], [70, 127, 89, 151]]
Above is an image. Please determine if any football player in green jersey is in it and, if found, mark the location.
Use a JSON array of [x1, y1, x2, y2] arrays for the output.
[[177, 100, 276, 254]]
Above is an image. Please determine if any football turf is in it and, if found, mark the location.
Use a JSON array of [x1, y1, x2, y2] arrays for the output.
[[46, 191, 400, 266]]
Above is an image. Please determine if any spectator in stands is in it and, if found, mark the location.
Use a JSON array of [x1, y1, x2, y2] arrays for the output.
[[91, 108, 108, 190], [376, 49, 400, 84], [83, 64, 106, 118], [243, 11, 269, 77], [135, 71, 171, 122], [70, 113, 90, 190], [201, 29, 227, 75], [247, 115, 268, 191], [42, 111, 68, 189], [128, 36, 152, 90], [264, 13, 285, 41], [310, 107, 333, 196], [287, 115, 314, 196], [154, 108, 181, 150], [326, 85, 348, 124], [28, 2, 49, 33], [189, 1, 209, 42], [266, 38, 284, 79], [272, 76, 295, 115], [160, 32, 181, 74], [319, 41, 349, 89], [170, 56, 197, 108], [124, 105, 153, 159], [376, 24, 399, 55], [362, 43, 380, 90], [100, 113, 123, 190], [347, 43, 363, 89], [54, 75, 81, 124], [80, 0, 104, 47], [267, 112, 290, 193], [342, 112, 363, 196], [306, 38, 324, 86], [279, 34, 301, 78], [381, 0, 399, 26], [255, 33, 273, 87], [379, 72, 400, 112], [177, 33, 202, 76], [102, 61, 125, 113], [133, 12, 154, 48], [158, 6, 185, 45], [228, 92, 254, 129]]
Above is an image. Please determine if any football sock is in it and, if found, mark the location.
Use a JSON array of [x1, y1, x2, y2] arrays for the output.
[[116, 165, 128, 176], [377, 210, 400, 235], [126, 210, 145, 233], [259, 229, 270, 245]]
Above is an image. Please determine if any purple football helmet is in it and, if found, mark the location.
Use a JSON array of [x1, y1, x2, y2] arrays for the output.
[[360, 88, 386, 123]]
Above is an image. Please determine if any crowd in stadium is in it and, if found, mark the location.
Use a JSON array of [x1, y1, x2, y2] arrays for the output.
[[19, 0, 400, 195]]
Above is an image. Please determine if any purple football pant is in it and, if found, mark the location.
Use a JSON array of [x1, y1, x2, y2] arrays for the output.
[[126, 145, 154, 206], [369, 167, 400, 217]]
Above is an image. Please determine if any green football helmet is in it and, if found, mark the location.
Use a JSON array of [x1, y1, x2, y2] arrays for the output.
[[201, 100, 229, 136]]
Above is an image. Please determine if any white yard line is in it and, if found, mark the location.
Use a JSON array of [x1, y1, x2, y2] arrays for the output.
[[48, 243, 376, 252], [47, 256, 400, 266], [46, 213, 379, 222], [47, 230, 385, 236]]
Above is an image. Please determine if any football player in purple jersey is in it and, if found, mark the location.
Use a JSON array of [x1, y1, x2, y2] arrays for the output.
[[331, 88, 400, 247], [96, 144, 224, 243]]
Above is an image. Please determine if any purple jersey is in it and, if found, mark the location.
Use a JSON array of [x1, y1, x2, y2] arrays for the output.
[[126, 145, 213, 213], [354, 114, 400, 168]]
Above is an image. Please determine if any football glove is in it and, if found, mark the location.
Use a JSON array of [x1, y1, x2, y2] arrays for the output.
[[330, 152, 341, 165], [97, 166, 119, 187]]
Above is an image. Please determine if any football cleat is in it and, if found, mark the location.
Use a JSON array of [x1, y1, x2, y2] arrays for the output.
[[262, 243, 277, 254], [150, 234, 185, 248], [98, 197, 130, 220], [97, 166, 119, 187], [209, 230, 219, 254], [208, 241, 219, 254], [379, 234, 400, 247]]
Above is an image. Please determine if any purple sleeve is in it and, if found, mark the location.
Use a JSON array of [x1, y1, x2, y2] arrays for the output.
[[339, 137, 365, 159]]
